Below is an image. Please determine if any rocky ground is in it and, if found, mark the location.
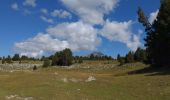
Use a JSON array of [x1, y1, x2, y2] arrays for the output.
[[0, 63, 42, 70]]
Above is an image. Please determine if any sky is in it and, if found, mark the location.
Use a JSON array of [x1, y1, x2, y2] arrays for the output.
[[0, 0, 160, 58]]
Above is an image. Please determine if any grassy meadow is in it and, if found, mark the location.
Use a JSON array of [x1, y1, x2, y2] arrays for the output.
[[0, 61, 170, 100]]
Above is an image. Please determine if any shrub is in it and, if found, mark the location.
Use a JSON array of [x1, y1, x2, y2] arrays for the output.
[[52, 48, 73, 66], [78, 59, 83, 63], [43, 59, 51, 68], [2, 59, 5, 64], [33, 65, 37, 70]]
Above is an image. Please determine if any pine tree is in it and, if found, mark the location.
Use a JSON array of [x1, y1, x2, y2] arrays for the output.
[[125, 51, 134, 63], [2, 56, 5, 64], [6, 55, 12, 64], [134, 48, 147, 62], [117, 54, 125, 65], [117, 54, 121, 63], [12, 54, 20, 61], [138, 0, 170, 67]]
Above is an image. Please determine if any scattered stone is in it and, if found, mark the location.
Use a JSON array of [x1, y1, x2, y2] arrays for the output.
[[85, 76, 96, 82], [54, 72, 58, 75], [0, 63, 42, 71], [62, 78, 68, 83], [5, 95, 33, 100], [70, 78, 79, 83], [77, 89, 80, 91], [5, 95, 18, 99]]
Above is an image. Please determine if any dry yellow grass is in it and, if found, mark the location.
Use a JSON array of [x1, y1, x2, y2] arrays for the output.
[[0, 62, 170, 100]]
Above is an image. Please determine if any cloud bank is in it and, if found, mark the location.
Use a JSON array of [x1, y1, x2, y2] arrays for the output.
[[100, 20, 141, 51], [14, 21, 100, 57], [14, 0, 142, 57], [61, 0, 119, 25]]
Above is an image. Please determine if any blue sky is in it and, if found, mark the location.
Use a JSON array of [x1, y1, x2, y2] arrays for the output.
[[0, 0, 160, 58]]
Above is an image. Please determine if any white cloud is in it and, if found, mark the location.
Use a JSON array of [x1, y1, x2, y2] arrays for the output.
[[11, 3, 19, 11], [40, 16, 54, 24], [46, 21, 101, 51], [41, 8, 48, 15], [51, 9, 72, 19], [14, 21, 100, 57], [126, 35, 141, 51], [61, 0, 119, 25], [100, 20, 141, 51], [149, 9, 159, 24], [13, 0, 142, 57], [23, 0, 36, 7], [14, 33, 70, 57]]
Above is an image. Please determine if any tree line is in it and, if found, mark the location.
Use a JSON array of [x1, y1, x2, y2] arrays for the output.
[[117, 47, 147, 65], [0, 54, 39, 64], [42, 49, 113, 67], [0, 48, 113, 67]]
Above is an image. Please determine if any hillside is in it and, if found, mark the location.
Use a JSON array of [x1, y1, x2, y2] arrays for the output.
[[0, 61, 169, 100]]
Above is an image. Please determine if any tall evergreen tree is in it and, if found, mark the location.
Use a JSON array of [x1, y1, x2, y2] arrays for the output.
[[117, 54, 121, 62], [6, 55, 12, 64], [125, 51, 134, 63], [134, 48, 147, 62], [138, 0, 170, 67], [117, 54, 125, 65]]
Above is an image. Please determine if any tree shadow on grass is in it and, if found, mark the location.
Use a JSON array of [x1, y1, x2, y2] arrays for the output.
[[128, 66, 170, 76]]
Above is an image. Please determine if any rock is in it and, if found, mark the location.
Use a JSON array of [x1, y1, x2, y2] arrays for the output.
[[54, 72, 58, 75], [70, 78, 79, 83], [5, 95, 33, 100], [85, 76, 96, 82], [62, 78, 68, 83], [77, 89, 80, 91], [0, 63, 42, 71]]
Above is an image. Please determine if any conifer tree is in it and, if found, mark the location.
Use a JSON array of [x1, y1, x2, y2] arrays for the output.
[[125, 51, 134, 63], [138, 0, 170, 67]]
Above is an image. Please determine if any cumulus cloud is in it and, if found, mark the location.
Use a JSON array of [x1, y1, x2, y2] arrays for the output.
[[51, 9, 72, 19], [14, 21, 100, 57], [100, 20, 141, 51], [23, 0, 36, 7], [61, 0, 119, 25], [51, 9, 72, 18], [13, 0, 142, 57], [149, 9, 159, 24], [41, 8, 48, 15], [40, 16, 54, 24], [14, 33, 69, 57], [11, 3, 19, 11], [47, 21, 100, 51]]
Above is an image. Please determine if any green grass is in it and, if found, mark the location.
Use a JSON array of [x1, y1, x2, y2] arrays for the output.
[[0, 62, 170, 100]]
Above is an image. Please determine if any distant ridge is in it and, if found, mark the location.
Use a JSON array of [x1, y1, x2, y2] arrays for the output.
[[87, 51, 105, 57]]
